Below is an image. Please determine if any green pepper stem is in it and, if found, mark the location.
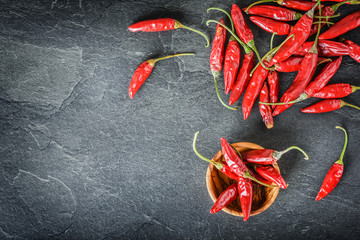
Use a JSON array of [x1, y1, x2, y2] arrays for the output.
[[213, 72, 238, 110], [313, 21, 334, 25], [317, 58, 332, 66], [177, 22, 210, 47], [243, 171, 277, 188], [245, 0, 273, 14], [207, 7, 234, 32], [247, 40, 274, 71], [314, 13, 340, 18], [273, 146, 309, 161], [331, 0, 356, 12], [260, 92, 309, 105], [335, 126, 348, 165], [153, 53, 195, 63], [342, 100, 360, 111], [351, 85, 360, 92], [270, 32, 277, 51], [192, 131, 223, 169], [206, 20, 252, 54]]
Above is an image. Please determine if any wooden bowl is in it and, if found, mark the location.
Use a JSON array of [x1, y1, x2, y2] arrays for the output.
[[206, 142, 280, 217]]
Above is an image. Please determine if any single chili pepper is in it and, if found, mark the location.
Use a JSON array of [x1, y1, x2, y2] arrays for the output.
[[250, 16, 292, 35], [293, 40, 349, 56], [129, 53, 194, 99], [241, 146, 309, 165], [210, 183, 238, 214], [128, 18, 210, 47], [342, 39, 360, 63], [229, 51, 255, 105], [313, 83, 360, 98], [269, 4, 317, 66], [319, 10, 360, 40], [193, 132, 240, 180], [274, 56, 329, 72], [237, 177, 253, 221], [247, 166, 273, 185], [221, 138, 277, 188], [246, 0, 322, 12], [224, 39, 241, 94], [267, 71, 279, 111], [316, 126, 348, 201], [259, 82, 274, 129], [244, 5, 302, 21], [301, 99, 360, 113], [254, 165, 287, 189]]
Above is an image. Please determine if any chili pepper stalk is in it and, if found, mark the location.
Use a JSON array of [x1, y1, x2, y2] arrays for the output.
[[129, 53, 194, 99], [316, 126, 348, 201], [301, 99, 360, 113], [128, 18, 210, 47]]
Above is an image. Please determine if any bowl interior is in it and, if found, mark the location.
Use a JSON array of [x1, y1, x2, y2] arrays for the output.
[[206, 142, 280, 217]]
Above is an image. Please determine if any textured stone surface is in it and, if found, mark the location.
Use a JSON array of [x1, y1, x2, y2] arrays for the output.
[[0, 0, 359, 239]]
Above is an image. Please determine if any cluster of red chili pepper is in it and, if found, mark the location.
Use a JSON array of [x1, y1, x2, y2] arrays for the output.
[[193, 132, 309, 221]]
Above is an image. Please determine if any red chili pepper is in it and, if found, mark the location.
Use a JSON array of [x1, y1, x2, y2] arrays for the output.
[[316, 126, 347, 201], [128, 18, 210, 47], [129, 53, 194, 99], [241, 146, 309, 165], [259, 82, 274, 129], [301, 99, 360, 113], [342, 39, 360, 63], [269, 5, 316, 66], [210, 183, 238, 214], [319, 10, 360, 40], [309, 6, 335, 36], [242, 64, 269, 120], [243, 5, 302, 21], [229, 51, 255, 105], [293, 40, 349, 56], [313, 83, 360, 98], [224, 38, 241, 94], [237, 177, 253, 221], [247, 166, 273, 185], [267, 71, 279, 109], [250, 16, 292, 35], [274, 56, 329, 72], [246, 0, 321, 12], [254, 165, 287, 189]]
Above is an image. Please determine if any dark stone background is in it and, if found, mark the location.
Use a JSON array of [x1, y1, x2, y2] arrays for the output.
[[0, 0, 359, 239]]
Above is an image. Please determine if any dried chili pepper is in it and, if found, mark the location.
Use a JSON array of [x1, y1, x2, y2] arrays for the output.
[[243, 5, 302, 21], [250, 16, 292, 35], [274, 56, 329, 72], [128, 18, 210, 47], [246, 0, 321, 12], [259, 82, 274, 129], [267, 71, 279, 109], [313, 83, 360, 98], [316, 126, 348, 201], [210, 183, 238, 213], [247, 167, 273, 185], [269, 5, 317, 66], [237, 177, 253, 221], [293, 40, 349, 56], [224, 34, 241, 94], [301, 99, 360, 113], [254, 165, 287, 189], [319, 10, 360, 40], [342, 39, 360, 63], [129, 53, 194, 99], [241, 146, 309, 165], [229, 51, 255, 105]]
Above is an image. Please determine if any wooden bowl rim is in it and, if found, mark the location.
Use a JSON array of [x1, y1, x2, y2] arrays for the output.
[[206, 142, 280, 217]]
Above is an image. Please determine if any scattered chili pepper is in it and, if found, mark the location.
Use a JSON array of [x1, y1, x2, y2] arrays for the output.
[[293, 40, 349, 56], [224, 39, 241, 94], [342, 39, 360, 63], [254, 165, 287, 189], [242, 146, 309, 165], [229, 51, 255, 105], [319, 10, 360, 40], [128, 18, 210, 47], [267, 71, 279, 109], [274, 56, 329, 72], [316, 126, 348, 201], [210, 183, 238, 213], [301, 99, 360, 113], [244, 5, 302, 21], [129, 53, 194, 99], [237, 177, 253, 221], [259, 82, 274, 129], [269, 4, 317, 66], [313, 83, 360, 98], [250, 16, 292, 35], [246, 0, 321, 12]]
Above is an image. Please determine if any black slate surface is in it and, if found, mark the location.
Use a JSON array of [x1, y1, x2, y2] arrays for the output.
[[0, 0, 360, 239]]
